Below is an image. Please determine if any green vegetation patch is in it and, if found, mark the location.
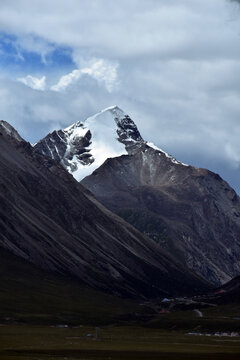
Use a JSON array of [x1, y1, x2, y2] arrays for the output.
[[0, 325, 240, 360]]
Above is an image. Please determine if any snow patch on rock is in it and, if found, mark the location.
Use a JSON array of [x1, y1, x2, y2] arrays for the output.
[[147, 142, 189, 167]]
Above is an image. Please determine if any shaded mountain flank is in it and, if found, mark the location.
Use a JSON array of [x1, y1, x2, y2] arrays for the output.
[[0, 120, 208, 299], [82, 143, 240, 286], [0, 247, 148, 325], [33, 106, 240, 286]]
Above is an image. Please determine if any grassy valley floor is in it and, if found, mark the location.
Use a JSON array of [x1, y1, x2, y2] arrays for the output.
[[1, 249, 240, 359], [0, 325, 240, 360]]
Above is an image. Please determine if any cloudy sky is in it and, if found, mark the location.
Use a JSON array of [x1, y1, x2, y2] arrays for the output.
[[0, 0, 240, 192]]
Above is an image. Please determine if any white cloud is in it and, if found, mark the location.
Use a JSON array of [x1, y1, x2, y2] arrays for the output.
[[81, 59, 118, 92], [51, 69, 81, 91], [17, 75, 46, 91], [0, 0, 239, 61], [51, 59, 118, 92]]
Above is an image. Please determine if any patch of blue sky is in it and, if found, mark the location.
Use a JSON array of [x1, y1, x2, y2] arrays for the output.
[[0, 32, 75, 76]]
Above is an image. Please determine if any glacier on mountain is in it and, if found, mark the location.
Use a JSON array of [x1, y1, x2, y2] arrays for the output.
[[34, 105, 188, 180]]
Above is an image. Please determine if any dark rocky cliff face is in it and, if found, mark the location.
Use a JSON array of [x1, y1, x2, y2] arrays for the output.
[[35, 127, 94, 171], [0, 121, 208, 299], [81, 143, 240, 286]]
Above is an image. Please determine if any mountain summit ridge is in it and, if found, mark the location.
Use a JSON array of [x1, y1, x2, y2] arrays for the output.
[[34, 106, 187, 180]]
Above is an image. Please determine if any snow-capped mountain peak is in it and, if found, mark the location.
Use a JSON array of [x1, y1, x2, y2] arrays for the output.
[[34, 106, 189, 181], [34, 106, 144, 180]]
